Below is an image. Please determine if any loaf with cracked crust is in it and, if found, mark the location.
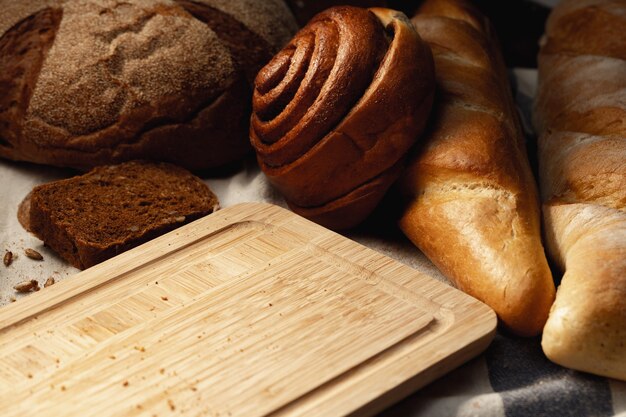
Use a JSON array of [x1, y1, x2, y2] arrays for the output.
[[0, 0, 297, 171], [534, 0, 626, 381], [399, 0, 555, 337], [19, 160, 220, 269]]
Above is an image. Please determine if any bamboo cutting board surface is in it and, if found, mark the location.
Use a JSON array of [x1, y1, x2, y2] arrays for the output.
[[0, 202, 496, 416]]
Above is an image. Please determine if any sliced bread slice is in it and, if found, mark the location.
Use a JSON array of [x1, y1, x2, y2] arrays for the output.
[[20, 160, 219, 269]]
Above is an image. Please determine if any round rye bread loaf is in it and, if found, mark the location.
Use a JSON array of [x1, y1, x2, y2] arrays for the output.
[[0, 0, 297, 171]]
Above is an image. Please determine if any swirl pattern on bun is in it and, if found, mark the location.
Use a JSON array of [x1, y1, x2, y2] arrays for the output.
[[251, 6, 435, 229]]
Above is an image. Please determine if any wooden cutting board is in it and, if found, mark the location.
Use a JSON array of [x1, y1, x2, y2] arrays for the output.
[[0, 202, 496, 416]]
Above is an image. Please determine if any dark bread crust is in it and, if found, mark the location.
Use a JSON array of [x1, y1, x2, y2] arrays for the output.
[[0, 7, 62, 152], [176, 0, 273, 84], [0, 0, 297, 171], [25, 160, 220, 269]]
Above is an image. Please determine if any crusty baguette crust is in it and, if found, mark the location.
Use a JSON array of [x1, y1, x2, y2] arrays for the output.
[[535, 0, 626, 380], [400, 0, 555, 336], [542, 204, 625, 380]]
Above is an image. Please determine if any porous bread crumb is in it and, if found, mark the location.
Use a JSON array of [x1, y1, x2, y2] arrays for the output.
[[25, 160, 220, 269]]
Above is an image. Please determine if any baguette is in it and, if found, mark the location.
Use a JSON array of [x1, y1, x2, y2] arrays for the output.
[[534, 0, 626, 380], [399, 0, 555, 336]]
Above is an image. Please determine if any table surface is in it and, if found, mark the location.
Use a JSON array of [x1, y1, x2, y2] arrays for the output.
[[0, 68, 624, 417]]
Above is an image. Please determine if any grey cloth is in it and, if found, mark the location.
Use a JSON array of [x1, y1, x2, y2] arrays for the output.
[[381, 333, 624, 417]]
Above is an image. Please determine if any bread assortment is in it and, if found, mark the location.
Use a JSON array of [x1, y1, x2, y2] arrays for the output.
[[20, 160, 220, 270], [0, 0, 297, 171], [534, 0, 625, 381], [250, 6, 435, 229], [396, 0, 555, 337], [1, 0, 621, 381]]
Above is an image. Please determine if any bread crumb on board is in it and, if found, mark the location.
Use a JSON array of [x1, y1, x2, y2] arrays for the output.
[[13, 280, 39, 293], [3, 250, 13, 266], [24, 248, 43, 260]]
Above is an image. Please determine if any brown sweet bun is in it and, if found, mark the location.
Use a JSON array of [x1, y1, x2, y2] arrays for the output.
[[250, 6, 435, 229]]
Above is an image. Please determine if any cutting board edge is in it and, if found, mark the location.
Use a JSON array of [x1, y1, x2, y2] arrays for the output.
[[0, 202, 280, 329], [0, 201, 499, 417], [0, 202, 494, 329], [348, 321, 497, 417], [269, 298, 497, 417]]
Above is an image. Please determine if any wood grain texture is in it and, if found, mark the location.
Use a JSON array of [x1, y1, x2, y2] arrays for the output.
[[0, 202, 495, 416]]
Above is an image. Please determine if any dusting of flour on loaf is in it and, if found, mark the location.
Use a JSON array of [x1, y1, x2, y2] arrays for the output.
[[0, 0, 295, 171], [25, 0, 234, 139]]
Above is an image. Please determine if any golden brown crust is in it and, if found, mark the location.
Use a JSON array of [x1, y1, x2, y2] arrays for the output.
[[285, 0, 387, 26], [541, 0, 626, 60], [539, 131, 625, 210], [250, 6, 435, 229], [0, 0, 297, 171], [400, 0, 554, 337], [541, 203, 626, 380], [0, 6, 62, 153], [535, 0, 626, 380], [534, 54, 626, 138]]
